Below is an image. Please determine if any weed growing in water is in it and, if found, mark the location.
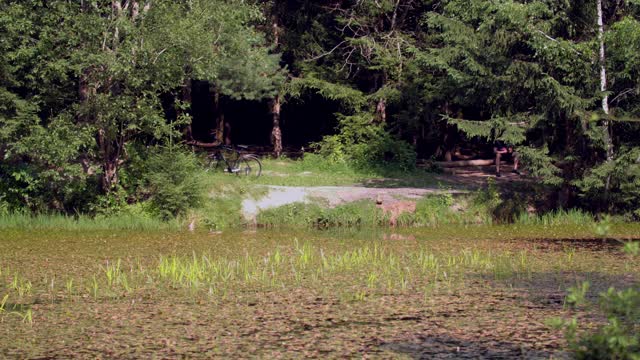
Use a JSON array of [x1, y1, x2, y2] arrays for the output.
[[0, 294, 8, 313], [65, 279, 74, 298], [10, 273, 32, 298], [90, 276, 99, 299]]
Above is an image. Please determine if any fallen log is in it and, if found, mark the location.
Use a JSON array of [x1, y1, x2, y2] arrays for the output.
[[435, 159, 496, 168], [186, 140, 222, 148]]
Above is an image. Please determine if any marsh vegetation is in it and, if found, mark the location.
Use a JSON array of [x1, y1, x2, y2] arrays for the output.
[[1, 225, 638, 357]]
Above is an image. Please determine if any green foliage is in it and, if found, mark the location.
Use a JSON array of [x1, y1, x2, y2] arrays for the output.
[[2, 0, 640, 219], [0, 211, 180, 231], [516, 209, 595, 227], [195, 179, 258, 231], [398, 193, 494, 227], [257, 201, 385, 228], [137, 148, 206, 220], [0, 0, 283, 215], [574, 147, 640, 214], [560, 286, 640, 360], [313, 113, 416, 172], [554, 241, 640, 360], [515, 146, 563, 186], [287, 76, 367, 110]]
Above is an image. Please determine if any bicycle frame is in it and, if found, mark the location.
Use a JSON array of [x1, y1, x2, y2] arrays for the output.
[[209, 145, 242, 173]]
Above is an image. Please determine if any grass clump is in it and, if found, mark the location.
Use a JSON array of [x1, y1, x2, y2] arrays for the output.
[[395, 193, 494, 227], [193, 175, 268, 231], [0, 211, 181, 231], [515, 209, 595, 226], [553, 242, 640, 360], [257, 200, 385, 228]]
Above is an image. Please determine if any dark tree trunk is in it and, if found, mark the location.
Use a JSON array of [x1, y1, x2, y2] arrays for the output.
[[97, 129, 120, 192], [181, 78, 194, 141], [270, 21, 283, 158], [212, 88, 224, 143], [224, 121, 232, 145], [376, 98, 386, 123], [271, 95, 283, 157]]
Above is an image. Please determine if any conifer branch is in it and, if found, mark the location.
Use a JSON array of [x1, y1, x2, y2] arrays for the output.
[[304, 41, 348, 62], [534, 29, 582, 55]]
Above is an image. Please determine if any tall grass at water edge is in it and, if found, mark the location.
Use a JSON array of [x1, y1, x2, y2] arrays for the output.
[[515, 209, 595, 226], [0, 212, 181, 231]]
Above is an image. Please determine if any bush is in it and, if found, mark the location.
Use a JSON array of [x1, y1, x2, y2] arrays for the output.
[[135, 147, 206, 220], [557, 285, 640, 360], [257, 201, 385, 228], [312, 113, 416, 172], [553, 241, 640, 360], [574, 147, 640, 215]]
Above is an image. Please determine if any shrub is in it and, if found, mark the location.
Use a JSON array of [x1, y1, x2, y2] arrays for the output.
[[553, 241, 640, 359], [138, 147, 206, 220], [312, 113, 416, 172], [574, 147, 640, 215], [257, 201, 385, 228]]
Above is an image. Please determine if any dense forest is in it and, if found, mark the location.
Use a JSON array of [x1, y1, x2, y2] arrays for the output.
[[1, 0, 639, 217]]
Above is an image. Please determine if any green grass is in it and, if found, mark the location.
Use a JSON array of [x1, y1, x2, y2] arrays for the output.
[[0, 212, 181, 231], [248, 154, 441, 188], [515, 209, 596, 226], [257, 200, 387, 228], [192, 173, 268, 230], [396, 193, 494, 227], [256, 193, 495, 229]]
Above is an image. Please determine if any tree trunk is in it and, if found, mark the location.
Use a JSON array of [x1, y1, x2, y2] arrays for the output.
[[271, 95, 283, 158], [224, 121, 232, 145], [597, 0, 614, 196], [597, 0, 614, 162], [97, 129, 119, 192], [376, 98, 386, 123], [181, 78, 194, 141], [212, 87, 224, 143], [270, 21, 283, 158]]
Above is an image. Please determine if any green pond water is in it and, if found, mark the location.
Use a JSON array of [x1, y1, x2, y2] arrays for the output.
[[0, 224, 638, 358]]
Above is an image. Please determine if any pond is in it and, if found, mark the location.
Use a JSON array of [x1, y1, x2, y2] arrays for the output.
[[1, 224, 638, 358]]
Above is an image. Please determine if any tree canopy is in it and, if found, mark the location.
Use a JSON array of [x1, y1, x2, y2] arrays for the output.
[[1, 0, 639, 216]]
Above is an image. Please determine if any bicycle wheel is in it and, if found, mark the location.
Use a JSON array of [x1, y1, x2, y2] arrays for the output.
[[235, 155, 262, 178], [205, 153, 224, 173]]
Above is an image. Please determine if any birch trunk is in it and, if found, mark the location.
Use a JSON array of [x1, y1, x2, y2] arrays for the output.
[[597, 0, 614, 162], [597, 0, 614, 195]]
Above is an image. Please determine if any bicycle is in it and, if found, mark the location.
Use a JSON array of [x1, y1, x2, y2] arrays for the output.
[[205, 145, 262, 178]]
